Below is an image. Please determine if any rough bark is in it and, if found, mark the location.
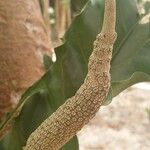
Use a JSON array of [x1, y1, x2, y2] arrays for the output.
[[24, 0, 117, 149], [0, 0, 53, 135]]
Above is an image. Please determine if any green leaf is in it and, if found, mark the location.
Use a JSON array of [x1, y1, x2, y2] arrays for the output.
[[71, 0, 89, 13], [0, 0, 150, 149]]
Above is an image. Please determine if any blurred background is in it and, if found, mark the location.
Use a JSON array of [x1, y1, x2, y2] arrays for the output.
[[48, 0, 150, 46], [47, 0, 88, 46]]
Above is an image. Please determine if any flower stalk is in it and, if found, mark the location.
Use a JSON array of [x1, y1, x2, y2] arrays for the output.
[[24, 0, 117, 149]]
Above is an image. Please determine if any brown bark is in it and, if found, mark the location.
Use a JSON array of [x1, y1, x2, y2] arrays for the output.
[[0, 0, 53, 128]]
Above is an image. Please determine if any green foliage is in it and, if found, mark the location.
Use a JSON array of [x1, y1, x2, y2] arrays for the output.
[[0, 0, 150, 149], [71, 0, 88, 13]]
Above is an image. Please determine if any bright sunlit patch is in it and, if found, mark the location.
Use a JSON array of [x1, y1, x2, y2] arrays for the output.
[[48, 7, 54, 14], [133, 82, 150, 90], [52, 51, 56, 62], [139, 13, 150, 24]]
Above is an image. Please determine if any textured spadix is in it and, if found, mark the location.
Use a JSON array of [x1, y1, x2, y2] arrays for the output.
[[24, 0, 117, 149]]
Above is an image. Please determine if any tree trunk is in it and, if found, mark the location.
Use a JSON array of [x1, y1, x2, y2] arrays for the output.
[[0, 0, 53, 136]]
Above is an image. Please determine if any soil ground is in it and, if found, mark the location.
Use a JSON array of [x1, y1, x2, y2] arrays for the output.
[[77, 83, 150, 150]]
